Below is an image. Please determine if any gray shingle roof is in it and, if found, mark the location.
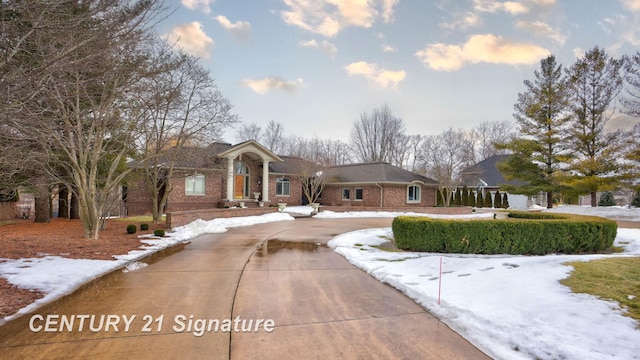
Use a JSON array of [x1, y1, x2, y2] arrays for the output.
[[325, 162, 438, 185], [460, 154, 526, 187]]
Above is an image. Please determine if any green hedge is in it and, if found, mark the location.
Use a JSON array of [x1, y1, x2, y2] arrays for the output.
[[391, 211, 617, 255]]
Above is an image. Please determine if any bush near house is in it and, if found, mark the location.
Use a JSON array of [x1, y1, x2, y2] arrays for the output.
[[598, 191, 616, 206], [392, 212, 617, 255]]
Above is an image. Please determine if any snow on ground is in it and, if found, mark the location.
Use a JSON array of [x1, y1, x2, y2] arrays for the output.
[[325, 205, 640, 360], [1, 205, 639, 359], [0, 212, 294, 325]]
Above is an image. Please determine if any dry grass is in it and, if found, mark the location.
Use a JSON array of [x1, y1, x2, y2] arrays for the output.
[[561, 257, 640, 323]]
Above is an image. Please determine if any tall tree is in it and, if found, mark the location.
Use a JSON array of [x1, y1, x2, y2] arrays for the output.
[[3, 0, 167, 238], [262, 120, 285, 155], [134, 47, 237, 223], [565, 46, 626, 206], [498, 55, 572, 208], [350, 105, 405, 163]]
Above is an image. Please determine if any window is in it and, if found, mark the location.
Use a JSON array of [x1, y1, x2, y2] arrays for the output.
[[342, 188, 350, 200], [276, 178, 290, 196], [407, 185, 421, 203], [186, 174, 205, 196], [355, 188, 363, 201]]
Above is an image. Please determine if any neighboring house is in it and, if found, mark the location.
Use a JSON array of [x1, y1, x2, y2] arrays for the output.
[[321, 162, 438, 207], [459, 154, 544, 209], [579, 190, 635, 207]]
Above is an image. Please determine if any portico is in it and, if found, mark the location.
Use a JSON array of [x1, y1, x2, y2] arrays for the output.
[[217, 141, 282, 204]]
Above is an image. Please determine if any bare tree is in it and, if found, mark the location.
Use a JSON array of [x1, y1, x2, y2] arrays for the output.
[[3, 0, 167, 238], [473, 120, 515, 161], [350, 105, 405, 163], [133, 47, 238, 222], [262, 120, 285, 154], [234, 122, 262, 143], [417, 128, 469, 206]]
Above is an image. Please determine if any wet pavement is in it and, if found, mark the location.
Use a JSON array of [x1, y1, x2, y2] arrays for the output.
[[0, 218, 491, 359]]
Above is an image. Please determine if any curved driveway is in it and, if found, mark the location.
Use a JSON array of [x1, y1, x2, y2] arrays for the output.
[[0, 218, 490, 359]]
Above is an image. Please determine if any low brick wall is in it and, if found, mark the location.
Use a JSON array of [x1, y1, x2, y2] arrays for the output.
[[318, 206, 473, 215], [166, 207, 280, 228]]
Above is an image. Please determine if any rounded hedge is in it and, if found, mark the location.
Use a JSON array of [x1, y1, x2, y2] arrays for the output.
[[126, 224, 137, 234], [392, 211, 617, 255]]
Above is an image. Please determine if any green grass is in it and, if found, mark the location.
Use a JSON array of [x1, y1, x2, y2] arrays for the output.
[[561, 257, 640, 323]]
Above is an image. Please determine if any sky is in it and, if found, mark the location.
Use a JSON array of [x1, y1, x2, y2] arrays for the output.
[[157, 0, 640, 143], [1, 206, 640, 359]]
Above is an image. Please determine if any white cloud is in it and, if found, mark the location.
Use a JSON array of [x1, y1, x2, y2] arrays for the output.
[[622, 0, 640, 11], [182, 0, 215, 14], [165, 22, 214, 59], [344, 61, 406, 88], [440, 12, 481, 30], [215, 15, 251, 39], [516, 20, 566, 45], [280, 0, 398, 37], [415, 34, 549, 71], [242, 77, 304, 95], [381, 45, 396, 53], [472, 0, 529, 14], [299, 39, 338, 56]]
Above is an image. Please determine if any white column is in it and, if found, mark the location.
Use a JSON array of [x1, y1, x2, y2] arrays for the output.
[[226, 157, 234, 201], [262, 160, 269, 203]]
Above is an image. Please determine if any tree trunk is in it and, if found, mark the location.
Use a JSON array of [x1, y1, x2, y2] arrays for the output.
[[591, 191, 597, 207], [34, 190, 50, 223], [58, 186, 69, 218], [547, 192, 553, 209], [70, 192, 80, 219]]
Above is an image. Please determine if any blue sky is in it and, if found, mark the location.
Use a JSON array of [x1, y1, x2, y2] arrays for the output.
[[159, 0, 640, 143]]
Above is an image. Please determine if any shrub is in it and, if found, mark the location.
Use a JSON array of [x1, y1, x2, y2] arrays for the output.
[[154, 229, 165, 237], [631, 192, 640, 207], [392, 212, 617, 255], [502, 193, 509, 208], [126, 224, 137, 234], [140, 223, 149, 231], [477, 191, 484, 208], [598, 192, 616, 206], [494, 190, 502, 208]]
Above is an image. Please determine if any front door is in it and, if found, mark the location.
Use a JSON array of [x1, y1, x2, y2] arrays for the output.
[[234, 175, 244, 199], [234, 162, 250, 199]]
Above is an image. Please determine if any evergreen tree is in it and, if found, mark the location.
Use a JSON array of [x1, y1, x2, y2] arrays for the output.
[[631, 192, 640, 207], [565, 46, 627, 207], [502, 193, 510, 208], [455, 188, 463, 206], [462, 186, 469, 206], [497, 55, 571, 208], [598, 192, 616, 206], [477, 190, 484, 208], [484, 190, 493, 208], [494, 190, 502, 208], [470, 190, 477, 207]]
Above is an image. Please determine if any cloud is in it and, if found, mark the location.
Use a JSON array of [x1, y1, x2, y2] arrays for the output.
[[299, 39, 338, 56], [516, 20, 566, 45], [440, 12, 481, 30], [344, 61, 406, 88], [381, 45, 396, 53], [242, 77, 304, 95], [215, 15, 251, 39], [415, 34, 549, 71], [182, 0, 215, 14], [622, 0, 640, 11], [165, 22, 214, 59], [280, 0, 398, 37], [472, 0, 529, 14]]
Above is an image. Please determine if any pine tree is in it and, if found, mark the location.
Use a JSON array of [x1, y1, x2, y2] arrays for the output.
[[631, 192, 640, 207], [565, 46, 627, 207], [484, 190, 493, 208], [502, 193, 510, 208], [497, 55, 572, 208], [477, 190, 484, 208], [455, 188, 463, 206], [470, 190, 477, 207], [494, 190, 502, 208], [462, 186, 469, 206]]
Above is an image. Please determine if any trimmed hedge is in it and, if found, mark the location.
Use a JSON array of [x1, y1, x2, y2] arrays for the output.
[[392, 211, 617, 255]]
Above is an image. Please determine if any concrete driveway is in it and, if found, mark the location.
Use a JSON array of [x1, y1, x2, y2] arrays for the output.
[[0, 218, 490, 359]]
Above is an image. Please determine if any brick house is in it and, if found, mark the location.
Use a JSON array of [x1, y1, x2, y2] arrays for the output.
[[125, 141, 302, 216], [320, 162, 438, 207]]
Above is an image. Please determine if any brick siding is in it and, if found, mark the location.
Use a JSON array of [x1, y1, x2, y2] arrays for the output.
[[321, 184, 437, 208]]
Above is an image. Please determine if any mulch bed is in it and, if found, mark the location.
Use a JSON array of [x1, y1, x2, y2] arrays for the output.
[[0, 218, 165, 319]]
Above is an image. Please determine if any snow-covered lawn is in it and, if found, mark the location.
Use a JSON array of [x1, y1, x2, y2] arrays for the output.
[[325, 205, 640, 360], [1, 205, 639, 360]]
